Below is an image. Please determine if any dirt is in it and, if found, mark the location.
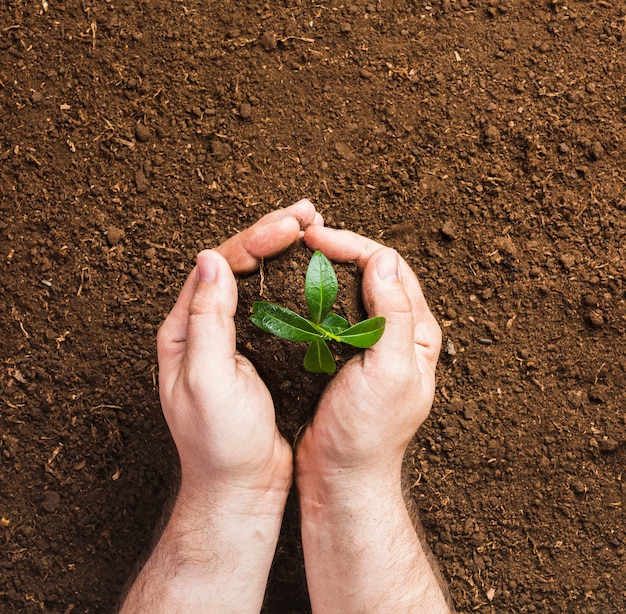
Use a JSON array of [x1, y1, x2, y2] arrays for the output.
[[1, 0, 625, 612]]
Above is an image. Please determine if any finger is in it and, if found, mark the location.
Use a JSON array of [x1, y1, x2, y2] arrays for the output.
[[304, 225, 381, 267], [184, 250, 239, 380], [360, 249, 416, 363], [305, 225, 440, 356], [217, 199, 319, 273], [304, 225, 420, 299], [310, 211, 325, 231], [157, 263, 200, 352], [159, 200, 320, 352]]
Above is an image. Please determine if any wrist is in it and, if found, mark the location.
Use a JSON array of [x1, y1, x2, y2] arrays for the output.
[[176, 437, 293, 517], [296, 442, 403, 502], [296, 461, 405, 522], [122, 475, 290, 613], [161, 480, 289, 576], [177, 470, 292, 522]]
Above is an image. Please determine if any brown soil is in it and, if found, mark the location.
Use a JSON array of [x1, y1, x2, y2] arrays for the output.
[[1, 0, 625, 612]]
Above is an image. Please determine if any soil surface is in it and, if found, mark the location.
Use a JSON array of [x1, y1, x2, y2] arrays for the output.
[[1, 0, 625, 612]]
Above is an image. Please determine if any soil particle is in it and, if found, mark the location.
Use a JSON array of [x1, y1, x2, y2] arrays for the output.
[[239, 102, 252, 120], [334, 142, 356, 161], [440, 220, 458, 241], [589, 141, 604, 160], [135, 123, 152, 143], [41, 491, 62, 513], [106, 227, 126, 246], [259, 32, 278, 51], [210, 139, 232, 161], [135, 168, 150, 193], [586, 310, 605, 328], [483, 124, 501, 144], [596, 438, 619, 453]]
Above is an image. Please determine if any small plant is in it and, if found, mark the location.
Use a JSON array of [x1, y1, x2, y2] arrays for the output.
[[251, 250, 385, 374]]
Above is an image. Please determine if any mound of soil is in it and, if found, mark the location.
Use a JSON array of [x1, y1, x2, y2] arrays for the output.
[[1, 1, 625, 612]]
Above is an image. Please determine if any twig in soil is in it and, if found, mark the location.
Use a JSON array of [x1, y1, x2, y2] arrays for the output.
[[77, 266, 89, 296], [25, 152, 41, 167], [90, 20, 97, 50], [259, 257, 265, 296], [594, 362, 605, 385]]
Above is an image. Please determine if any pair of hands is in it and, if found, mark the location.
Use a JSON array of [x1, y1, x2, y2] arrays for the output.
[[157, 199, 442, 508]]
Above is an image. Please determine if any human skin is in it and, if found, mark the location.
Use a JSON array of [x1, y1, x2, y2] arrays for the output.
[[120, 202, 454, 613], [297, 225, 455, 613], [119, 200, 322, 613]]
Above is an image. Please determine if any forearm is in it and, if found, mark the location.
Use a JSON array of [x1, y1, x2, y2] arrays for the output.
[[298, 472, 453, 614], [120, 484, 289, 613]]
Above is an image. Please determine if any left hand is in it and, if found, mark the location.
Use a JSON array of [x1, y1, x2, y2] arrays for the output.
[[156, 199, 322, 503], [120, 201, 322, 613]]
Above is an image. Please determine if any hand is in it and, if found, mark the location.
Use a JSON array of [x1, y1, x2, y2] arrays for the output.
[[295, 226, 451, 614], [120, 200, 322, 613], [157, 199, 322, 500], [297, 225, 442, 486]]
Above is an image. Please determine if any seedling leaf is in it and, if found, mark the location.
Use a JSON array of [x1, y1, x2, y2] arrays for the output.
[[250, 252, 386, 373], [251, 302, 322, 342], [336, 316, 386, 348], [305, 250, 338, 324], [320, 313, 350, 334], [303, 338, 336, 373]]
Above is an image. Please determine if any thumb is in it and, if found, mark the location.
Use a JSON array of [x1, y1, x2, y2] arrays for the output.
[[185, 249, 239, 377], [361, 249, 415, 363]]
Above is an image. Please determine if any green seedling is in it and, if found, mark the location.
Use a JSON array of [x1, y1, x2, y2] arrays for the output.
[[251, 250, 385, 374]]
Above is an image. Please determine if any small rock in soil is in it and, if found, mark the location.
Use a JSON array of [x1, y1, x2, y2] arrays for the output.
[[440, 220, 458, 240], [135, 123, 152, 143], [588, 384, 609, 402], [567, 389, 588, 408], [106, 227, 125, 246], [239, 102, 252, 119], [210, 139, 232, 161], [334, 142, 356, 161], [42, 490, 61, 513], [582, 293, 598, 307], [135, 168, 149, 193], [133, 359, 149, 372], [463, 400, 479, 420], [483, 124, 500, 144], [586, 310, 604, 328], [259, 32, 278, 51], [589, 141, 604, 160], [597, 438, 619, 453], [30, 91, 44, 104], [494, 236, 518, 259]]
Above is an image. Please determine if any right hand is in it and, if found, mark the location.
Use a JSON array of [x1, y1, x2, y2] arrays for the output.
[[296, 225, 442, 489]]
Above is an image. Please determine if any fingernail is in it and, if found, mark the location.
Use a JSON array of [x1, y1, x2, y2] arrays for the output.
[[197, 251, 218, 282], [376, 250, 399, 281]]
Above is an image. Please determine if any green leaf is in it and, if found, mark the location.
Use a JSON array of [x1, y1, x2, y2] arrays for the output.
[[303, 338, 336, 373], [251, 302, 322, 342], [305, 251, 338, 324], [320, 313, 350, 334], [336, 316, 386, 348]]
